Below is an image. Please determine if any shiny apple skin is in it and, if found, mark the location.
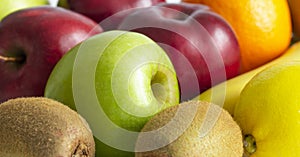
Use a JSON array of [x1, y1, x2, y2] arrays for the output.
[[0, 6, 103, 103], [119, 2, 241, 101], [68, 0, 165, 30]]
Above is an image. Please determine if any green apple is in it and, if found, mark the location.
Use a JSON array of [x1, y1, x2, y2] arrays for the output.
[[58, 0, 69, 8], [0, 0, 49, 21], [44, 30, 180, 156]]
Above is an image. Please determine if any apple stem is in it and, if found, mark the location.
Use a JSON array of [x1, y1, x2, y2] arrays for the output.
[[73, 143, 89, 156], [243, 134, 256, 157], [0, 55, 24, 62]]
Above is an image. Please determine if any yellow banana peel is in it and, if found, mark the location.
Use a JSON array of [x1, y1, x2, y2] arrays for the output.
[[194, 42, 300, 115]]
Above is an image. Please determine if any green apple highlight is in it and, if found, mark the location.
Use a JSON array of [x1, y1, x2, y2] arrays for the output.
[[45, 30, 180, 156], [0, 0, 49, 20]]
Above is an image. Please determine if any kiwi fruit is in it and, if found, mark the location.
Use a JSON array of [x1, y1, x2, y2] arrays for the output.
[[135, 101, 243, 157], [0, 97, 95, 157]]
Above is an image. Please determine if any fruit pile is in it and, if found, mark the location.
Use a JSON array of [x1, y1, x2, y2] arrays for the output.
[[0, 0, 299, 156]]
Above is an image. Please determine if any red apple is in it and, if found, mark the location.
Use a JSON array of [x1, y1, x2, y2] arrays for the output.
[[67, 0, 165, 30], [119, 2, 241, 101], [0, 6, 103, 103]]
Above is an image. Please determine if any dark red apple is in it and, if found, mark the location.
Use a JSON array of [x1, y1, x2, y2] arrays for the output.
[[119, 2, 241, 101], [67, 0, 165, 30], [0, 6, 102, 103]]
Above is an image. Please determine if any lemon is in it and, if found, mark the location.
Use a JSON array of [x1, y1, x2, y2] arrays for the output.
[[234, 61, 300, 156]]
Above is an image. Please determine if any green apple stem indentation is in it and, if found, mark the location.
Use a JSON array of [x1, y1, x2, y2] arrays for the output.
[[151, 71, 168, 104], [243, 134, 256, 156]]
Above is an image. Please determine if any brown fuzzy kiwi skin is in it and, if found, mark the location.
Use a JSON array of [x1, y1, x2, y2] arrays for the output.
[[135, 101, 243, 157], [0, 97, 95, 157]]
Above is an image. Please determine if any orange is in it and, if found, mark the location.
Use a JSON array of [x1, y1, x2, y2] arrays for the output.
[[183, 0, 292, 72]]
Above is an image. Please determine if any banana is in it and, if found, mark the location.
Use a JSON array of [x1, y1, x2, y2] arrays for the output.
[[288, 0, 300, 40], [194, 42, 300, 115]]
